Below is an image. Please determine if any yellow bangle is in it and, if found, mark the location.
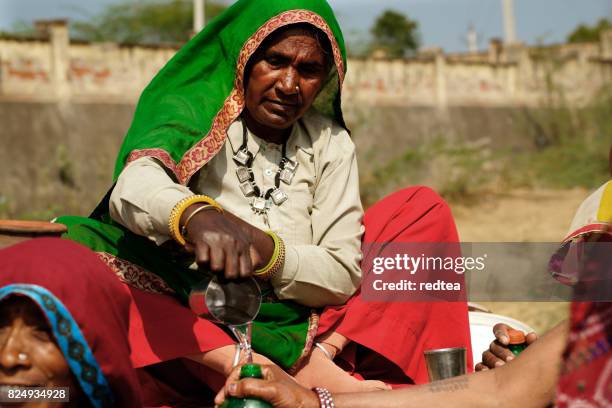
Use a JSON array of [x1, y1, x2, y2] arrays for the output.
[[254, 232, 279, 274], [168, 195, 223, 246], [254, 231, 285, 280], [180, 204, 218, 240]]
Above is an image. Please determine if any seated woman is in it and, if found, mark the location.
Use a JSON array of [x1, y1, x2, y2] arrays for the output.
[[56, 0, 471, 403], [549, 175, 611, 407], [0, 238, 142, 407]]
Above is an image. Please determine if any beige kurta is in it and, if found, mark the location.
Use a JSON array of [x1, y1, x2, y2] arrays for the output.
[[109, 110, 364, 307]]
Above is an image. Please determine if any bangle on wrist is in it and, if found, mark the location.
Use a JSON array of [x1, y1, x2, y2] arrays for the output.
[[168, 195, 223, 246], [180, 204, 218, 241], [315, 342, 334, 360], [313, 387, 335, 408], [253, 231, 285, 280]]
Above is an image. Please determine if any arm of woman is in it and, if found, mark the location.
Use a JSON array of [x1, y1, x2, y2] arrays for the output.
[[269, 127, 364, 307], [333, 321, 565, 408], [109, 156, 194, 245], [109, 156, 268, 278], [217, 321, 567, 408]]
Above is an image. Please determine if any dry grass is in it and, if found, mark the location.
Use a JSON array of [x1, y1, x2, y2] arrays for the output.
[[452, 188, 590, 333]]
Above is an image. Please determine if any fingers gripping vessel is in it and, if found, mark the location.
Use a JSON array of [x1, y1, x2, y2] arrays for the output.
[[220, 364, 273, 408]]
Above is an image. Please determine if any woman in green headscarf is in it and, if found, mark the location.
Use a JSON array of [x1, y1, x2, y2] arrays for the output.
[[57, 0, 472, 403], [58, 0, 380, 400]]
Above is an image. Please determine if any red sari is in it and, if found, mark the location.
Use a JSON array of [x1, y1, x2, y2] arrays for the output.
[[318, 186, 473, 386], [0, 238, 143, 407], [556, 302, 612, 408], [125, 187, 472, 404]]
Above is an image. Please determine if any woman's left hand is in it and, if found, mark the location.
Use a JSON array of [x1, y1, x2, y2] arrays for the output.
[[214, 364, 320, 408]]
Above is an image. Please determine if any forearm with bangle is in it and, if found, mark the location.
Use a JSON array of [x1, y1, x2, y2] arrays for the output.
[[168, 194, 285, 280], [313, 388, 335, 408], [168, 195, 224, 246], [251, 230, 285, 280]]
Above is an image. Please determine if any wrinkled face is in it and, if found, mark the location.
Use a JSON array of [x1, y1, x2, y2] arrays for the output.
[[0, 296, 76, 407], [244, 26, 331, 130]]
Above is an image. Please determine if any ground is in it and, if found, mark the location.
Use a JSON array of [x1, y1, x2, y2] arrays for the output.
[[452, 187, 590, 333]]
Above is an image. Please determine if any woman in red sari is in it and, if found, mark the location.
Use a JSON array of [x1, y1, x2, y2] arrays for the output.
[[55, 0, 472, 403], [551, 175, 612, 407], [0, 238, 142, 407]]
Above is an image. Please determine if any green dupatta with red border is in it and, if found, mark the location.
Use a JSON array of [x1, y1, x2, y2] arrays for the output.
[[57, 0, 347, 370], [114, 0, 346, 185]]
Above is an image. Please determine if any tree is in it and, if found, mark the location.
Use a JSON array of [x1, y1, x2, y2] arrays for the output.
[[567, 18, 611, 43], [2, 21, 38, 37], [370, 10, 420, 58], [72, 0, 227, 44]]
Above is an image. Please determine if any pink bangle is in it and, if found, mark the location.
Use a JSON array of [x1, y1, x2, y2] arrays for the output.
[[313, 387, 335, 408]]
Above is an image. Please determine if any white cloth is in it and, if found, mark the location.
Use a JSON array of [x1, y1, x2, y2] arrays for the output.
[[109, 110, 364, 307]]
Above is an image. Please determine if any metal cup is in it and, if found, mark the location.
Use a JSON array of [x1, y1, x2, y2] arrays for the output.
[[188, 273, 262, 326], [424, 347, 467, 382]]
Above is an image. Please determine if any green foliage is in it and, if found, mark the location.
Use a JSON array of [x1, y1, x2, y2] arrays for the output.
[[72, 0, 226, 44], [360, 137, 497, 206], [370, 10, 420, 58], [0, 195, 62, 221], [2, 21, 38, 37], [505, 139, 609, 190], [507, 86, 612, 190], [360, 87, 612, 206], [567, 18, 611, 43], [56, 145, 77, 189], [17, 207, 64, 222], [0, 195, 9, 218]]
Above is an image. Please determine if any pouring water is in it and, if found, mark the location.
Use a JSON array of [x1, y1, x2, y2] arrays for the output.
[[188, 272, 262, 366]]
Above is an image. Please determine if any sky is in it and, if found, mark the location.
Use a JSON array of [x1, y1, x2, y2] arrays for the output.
[[1, 0, 611, 52]]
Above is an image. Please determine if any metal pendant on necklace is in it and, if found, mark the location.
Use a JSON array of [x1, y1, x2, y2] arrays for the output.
[[239, 181, 256, 197], [250, 188, 287, 215], [236, 166, 252, 183], [282, 158, 298, 173], [251, 196, 269, 214], [270, 188, 288, 205], [233, 124, 297, 216], [279, 158, 298, 185], [233, 149, 252, 166]]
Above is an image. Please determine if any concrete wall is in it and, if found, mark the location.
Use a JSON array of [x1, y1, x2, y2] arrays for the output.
[[0, 22, 176, 103], [1, 22, 611, 218], [0, 101, 568, 218], [0, 101, 134, 218], [1, 22, 611, 106], [346, 43, 612, 108]]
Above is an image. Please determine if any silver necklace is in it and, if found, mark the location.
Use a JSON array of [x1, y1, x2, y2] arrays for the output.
[[232, 123, 298, 215]]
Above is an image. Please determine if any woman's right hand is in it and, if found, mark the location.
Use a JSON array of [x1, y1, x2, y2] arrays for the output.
[[182, 204, 262, 279], [214, 364, 320, 408]]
